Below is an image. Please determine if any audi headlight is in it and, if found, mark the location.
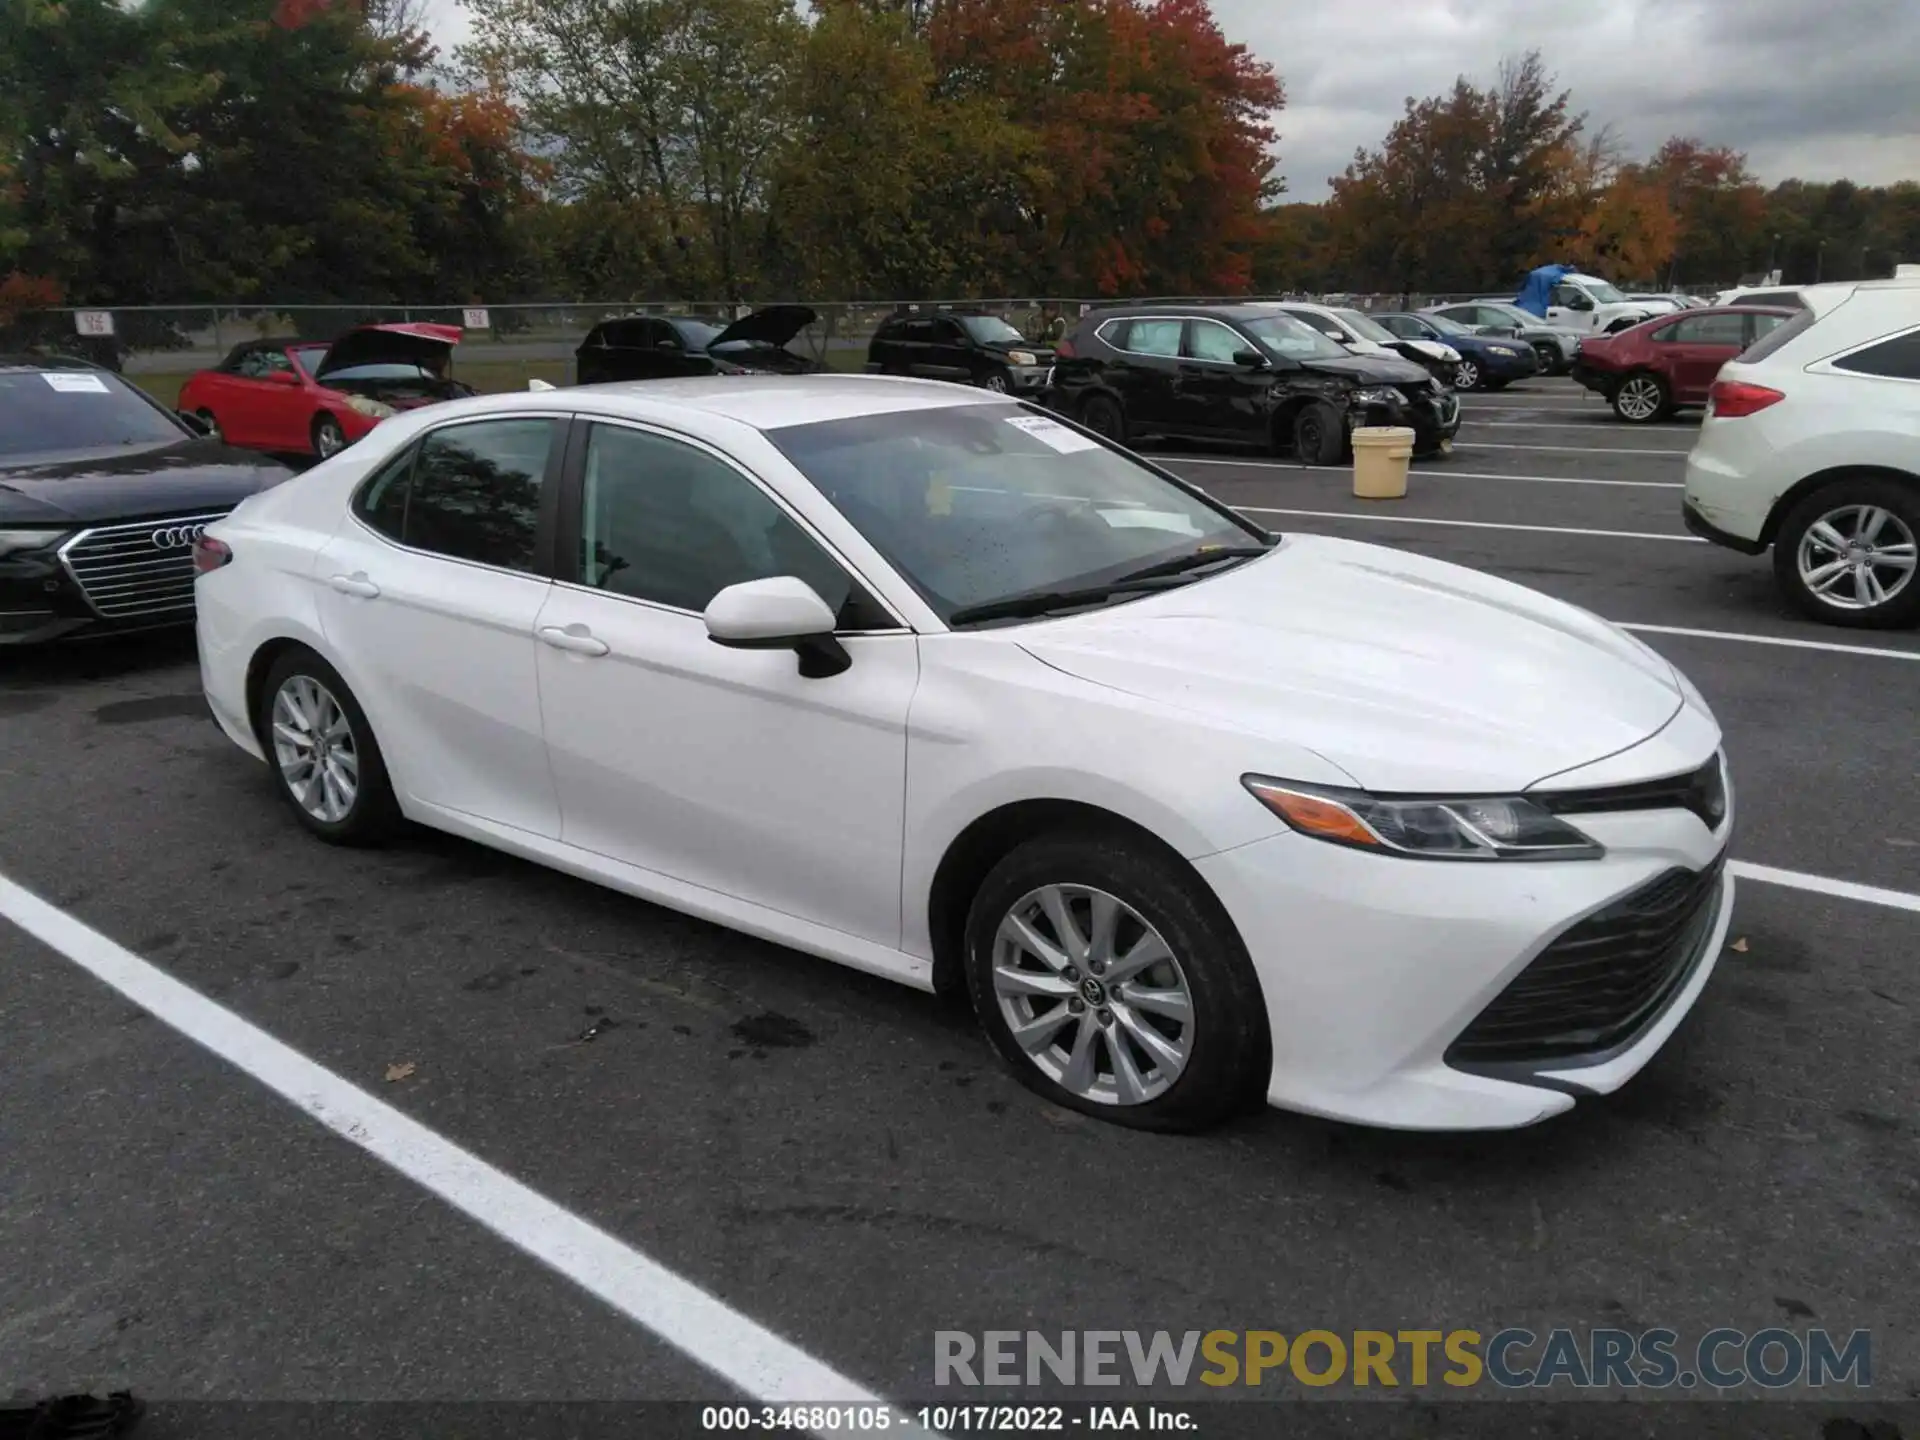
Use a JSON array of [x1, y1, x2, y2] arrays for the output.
[[0, 528, 70, 559], [1349, 387, 1400, 406], [1243, 777, 1605, 861], [1009, 349, 1038, 367], [344, 395, 395, 419]]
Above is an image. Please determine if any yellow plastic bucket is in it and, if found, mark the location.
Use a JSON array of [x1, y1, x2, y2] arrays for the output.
[[1351, 426, 1415, 500]]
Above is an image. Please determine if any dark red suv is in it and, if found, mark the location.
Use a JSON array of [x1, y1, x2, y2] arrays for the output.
[[1572, 306, 1798, 423]]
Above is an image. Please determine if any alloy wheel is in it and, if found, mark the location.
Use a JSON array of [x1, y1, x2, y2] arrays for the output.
[[983, 373, 1010, 393], [1796, 505, 1917, 612], [1454, 361, 1479, 390], [315, 419, 346, 458], [991, 884, 1194, 1106], [1615, 375, 1664, 421], [271, 675, 360, 823]]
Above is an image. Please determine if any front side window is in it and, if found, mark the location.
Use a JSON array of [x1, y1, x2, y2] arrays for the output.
[[1831, 328, 1920, 381], [400, 419, 554, 571], [1332, 309, 1400, 345], [291, 345, 328, 378], [577, 423, 858, 617], [764, 402, 1266, 624], [1186, 319, 1248, 363], [1237, 313, 1350, 361]]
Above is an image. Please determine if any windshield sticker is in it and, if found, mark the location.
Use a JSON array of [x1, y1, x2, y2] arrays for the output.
[[1004, 413, 1101, 454], [43, 372, 110, 394]]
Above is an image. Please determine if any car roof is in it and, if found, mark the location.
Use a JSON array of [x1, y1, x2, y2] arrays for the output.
[[0, 352, 106, 372], [514, 373, 1011, 431]]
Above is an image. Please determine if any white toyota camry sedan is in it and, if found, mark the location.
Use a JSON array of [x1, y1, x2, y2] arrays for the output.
[[194, 374, 1735, 1133]]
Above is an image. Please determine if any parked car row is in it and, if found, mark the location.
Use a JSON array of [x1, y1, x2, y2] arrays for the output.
[[1571, 306, 1798, 422]]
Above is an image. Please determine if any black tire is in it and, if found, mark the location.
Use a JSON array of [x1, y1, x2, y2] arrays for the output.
[[1079, 393, 1127, 444], [1610, 371, 1670, 423], [312, 413, 348, 459], [194, 408, 222, 441], [979, 369, 1011, 394], [1292, 401, 1346, 466], [257, 648, 403, 845], [1771, 477, 1920, 630], [963, 830, 1269, 1133]]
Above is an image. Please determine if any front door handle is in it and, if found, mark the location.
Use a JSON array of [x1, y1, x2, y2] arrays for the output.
[[538, 624, 610, 657], [328, 573, 380, 598]]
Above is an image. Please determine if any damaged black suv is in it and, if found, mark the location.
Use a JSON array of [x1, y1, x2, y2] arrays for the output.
[[1044, 304, 1461, 462]]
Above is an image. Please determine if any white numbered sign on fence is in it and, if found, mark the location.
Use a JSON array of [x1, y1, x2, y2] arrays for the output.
[[73, 310, 116, 337], [462, 307, 490, 329]]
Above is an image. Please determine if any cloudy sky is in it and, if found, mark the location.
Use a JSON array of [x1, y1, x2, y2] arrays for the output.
[[422, 0, 1920, 203]]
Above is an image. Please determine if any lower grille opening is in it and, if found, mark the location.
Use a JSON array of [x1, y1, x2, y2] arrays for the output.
[[1446, 857, 1725, 1070], [59, 512, 230, 621]]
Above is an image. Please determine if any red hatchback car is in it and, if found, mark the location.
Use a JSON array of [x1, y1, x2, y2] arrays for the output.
[[178, 323, 473, 458], [1572, 305, 1798, 423]]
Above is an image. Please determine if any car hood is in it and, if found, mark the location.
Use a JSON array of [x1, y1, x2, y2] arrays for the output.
[[315, 323, 463, 378], [1015, 534, 1686, 794], [710, 306, 817, 350], [0, 437, 290, 524], [1298, 352, 1432, 385], [1401, 338, 1459, 363]]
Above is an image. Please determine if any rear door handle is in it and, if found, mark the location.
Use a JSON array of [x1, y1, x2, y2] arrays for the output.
[[328, 573, 380, 598], [538, 624, 609, 657]]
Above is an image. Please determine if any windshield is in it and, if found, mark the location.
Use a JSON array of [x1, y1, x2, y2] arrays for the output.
[[1420, 313, 1474, 337], [1332, 309, 1399, 345], [0, 369, 185, 458], [1580, 278, 1628, 304], [672, 320, 723, 351], [764, 403, 1265, 624], [1238, 313, 1350, 362], [958, 315, 1027, 345], [291, 345, 328, 377]]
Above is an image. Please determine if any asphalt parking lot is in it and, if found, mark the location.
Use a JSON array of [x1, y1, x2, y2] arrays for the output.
[[3, 376, 1917, 1436]]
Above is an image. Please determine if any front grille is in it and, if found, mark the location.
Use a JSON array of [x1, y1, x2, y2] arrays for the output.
[[1536, 752, 1727, 830], [1446, 856, 1725, 1068], [58, 511, 230, 620]]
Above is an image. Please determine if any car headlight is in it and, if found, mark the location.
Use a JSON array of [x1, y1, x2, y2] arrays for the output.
[[1243, 776, 1606, 861], [344, 395, 395, 419], [0, 528, 71, 559], [1488, 344, 1520, 357], [1009, 350, 1038, 367], [1349, 387, 1400, 406]]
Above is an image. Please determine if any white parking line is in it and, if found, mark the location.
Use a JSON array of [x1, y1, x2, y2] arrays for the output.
[[1617, 622, 1920, 663], [1164, 457, 1682, 489], [1466, 420, 1696, 432], [0, 871, 930, 1436], [1234, 506, 1700, 542], [1465, 442, 1692, 458], [1729, 862, 1920, 916]]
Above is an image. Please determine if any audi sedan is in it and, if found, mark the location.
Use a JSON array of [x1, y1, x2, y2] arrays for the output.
[[195, 375, 1735, 1133], [0, 354, 289, 645]]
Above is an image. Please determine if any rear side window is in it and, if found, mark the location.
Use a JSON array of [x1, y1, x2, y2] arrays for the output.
[[1737, 307, 1817, 364], [1663, 314, 1748, 345], [353, 448, 414, 540], [398, 419, 557, 571], [1830, 328, 1920, 381], [1125, 319, 1184, 357]]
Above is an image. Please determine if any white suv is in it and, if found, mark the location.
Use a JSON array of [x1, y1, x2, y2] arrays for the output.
[[1683, 271, 1920, 628]]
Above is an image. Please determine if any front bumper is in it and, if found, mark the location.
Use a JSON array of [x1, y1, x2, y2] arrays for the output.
[[1350, 391, 1462, 456], [1194, 788, 1733, 1130], [1480, 347, 1543, 379], [1004, 364, 1052, 393], [0, 547, 186, 645]]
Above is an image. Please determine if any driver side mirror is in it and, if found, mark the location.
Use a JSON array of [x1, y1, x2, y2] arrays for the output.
[[1232, 348, 1269, 369], [704, 576, 850, 679]]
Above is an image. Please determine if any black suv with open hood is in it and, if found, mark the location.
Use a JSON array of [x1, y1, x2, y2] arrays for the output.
[[575, 307, 823, 384], [0, 355, 289, 644], [1044, 304, 1461, 462]]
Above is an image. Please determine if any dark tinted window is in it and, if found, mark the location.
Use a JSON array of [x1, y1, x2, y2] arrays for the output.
[[1738, 291, 1803, 308], [237, 348, 296, 380], [353, 447, 415, 540], [578, 423, 858, 617], [403, 419, 555, 571], [0, 368, 186, 458], [1747, 313, 1790, 344], [1832, 328, 1920, 381], [1664, 313, 1749, 345], [669, 320, 720, 350], [1738, 307, 1817, 364], [1186, 318, 1249, 362], [1377, 315, 1420, 338]]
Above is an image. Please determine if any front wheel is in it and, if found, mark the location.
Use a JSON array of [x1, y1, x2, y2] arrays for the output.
[[963, 832, 1268, 1132], [259, 649, 403, 844], [312, 413, 348, 458], [980, 370, 1010, 394], [195, 408, 223, 442], [1079, 394, 1126, 444], [1772, 480, 1920, 629], [1452, 359, 1482, 391], [1612, 372, 1669, 423]]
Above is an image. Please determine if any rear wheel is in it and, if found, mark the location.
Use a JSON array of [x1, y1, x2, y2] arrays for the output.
[[964, 831, 1268, 1132], [1452, 359, 1482, 391], [312, 413, 348, 458], [1292, 401, 1345, 466], [1611, 372, 1669, 423], [1079, 394, 1126, 444], [258, 649, 402, 844], [1772, 478, 1920, 629]]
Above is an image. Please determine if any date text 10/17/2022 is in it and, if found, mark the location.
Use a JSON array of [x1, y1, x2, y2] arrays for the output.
[[700, 1406, 1194, 1432]]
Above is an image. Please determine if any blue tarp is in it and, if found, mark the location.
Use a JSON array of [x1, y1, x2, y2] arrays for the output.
[[1515, 264, 1574, 317]]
